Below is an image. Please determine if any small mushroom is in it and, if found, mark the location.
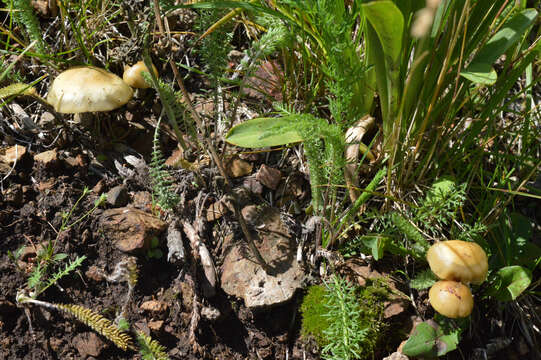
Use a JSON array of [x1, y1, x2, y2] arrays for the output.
[[429, 280, 474, 318], [47, 66, 133, 113], [427, 240, 488, 285], [122, 61, 158, 89]]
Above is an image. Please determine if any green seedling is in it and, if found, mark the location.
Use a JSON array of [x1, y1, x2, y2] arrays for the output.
[[402, 320, 460, 358], [147, 237, 163, 259]]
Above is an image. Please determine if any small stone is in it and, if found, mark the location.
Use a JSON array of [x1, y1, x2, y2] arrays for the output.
[[242, 176, 263, 195], [201, 306, 221, 321], [34, 149, 58, 167], [206, 200, 229, 222], [92, 179, 106, 194], [132, 191, 153, 209], [221, 206, 305, 308], [384, 302, 407, 319], [140, 300, 168, 314], [39, 111, 56, 128], [73, 332, 106, 358], [106, 185, 129, 207], [226, 157, 253, 178], [382, 352, 408, 360], [256, 165, 282, 190], [148, 320, 164, 332], [99, 207, 167, 253], [0, 145, 27, 165]]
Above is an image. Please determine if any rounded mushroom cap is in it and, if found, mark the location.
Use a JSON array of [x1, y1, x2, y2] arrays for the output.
[[429, 280, 474, 318], [427, 240, 488, 285], [47, 66, 133, 113], [123, 61, 158, 89]]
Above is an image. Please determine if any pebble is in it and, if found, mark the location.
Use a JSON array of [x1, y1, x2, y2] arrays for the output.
[[106, 185, 129, 207]]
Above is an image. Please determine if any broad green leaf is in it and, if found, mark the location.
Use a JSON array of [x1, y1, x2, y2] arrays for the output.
[[437, 331, 459, 356], [461, 8, 538, 84], [488, 265, 532, 301], [402, 322, 438, 357], [225, 117, 302, 148], [360, 235, 386, 260], [403, 321, 460, 357], [362, 1, 404, 65]]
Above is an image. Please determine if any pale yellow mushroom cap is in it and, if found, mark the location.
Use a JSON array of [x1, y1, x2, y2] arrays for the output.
[[47, 66, 133, 113], [429, 280, 474, 318], [427, 240, 488, 285], [122, 61, 158, 89]]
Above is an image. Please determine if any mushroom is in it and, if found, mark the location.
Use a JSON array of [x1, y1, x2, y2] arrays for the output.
[[429, 280, 474, 318], [47, 66, 133, 113], [122, 61, 158, 89], [427, 240, 488, 285]]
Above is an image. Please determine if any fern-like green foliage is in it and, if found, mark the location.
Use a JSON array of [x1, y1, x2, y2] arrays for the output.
[[40, 256, 86, 295], [10, 0, 47, 54], [56, 303, 134, 351], [193, 8, 233, 82], [301, 276, 386, 360], [141, 71, 191, 136], [136, 331, 170, 360], [240, 18, 289, 76], [149, 117, 180, 211], [264, 110, 346, 211], [410, 269, 437, 290], [28, 256, 86, 298], [389, 212, 429, 255], [416, 178, 466, 230]]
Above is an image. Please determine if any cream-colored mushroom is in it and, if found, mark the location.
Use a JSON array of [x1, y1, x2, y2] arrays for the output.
[[47, 66, 133, 113], [429, 280, 474, 318], [427, 240, 488, 285], [122, 61, 158, 89]]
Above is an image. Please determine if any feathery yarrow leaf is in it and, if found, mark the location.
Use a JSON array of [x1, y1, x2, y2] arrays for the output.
[[136, 331, 170, 360], [56, 304, 133, 351]]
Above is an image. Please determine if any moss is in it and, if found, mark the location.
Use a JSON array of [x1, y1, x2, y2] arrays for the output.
[[300, 279, 388, 360], [300, 285, 332, 346]]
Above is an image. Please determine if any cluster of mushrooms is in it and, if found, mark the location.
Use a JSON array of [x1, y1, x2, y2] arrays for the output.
[[426, 240, 488, 318], [46, 61, 158, 114]]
